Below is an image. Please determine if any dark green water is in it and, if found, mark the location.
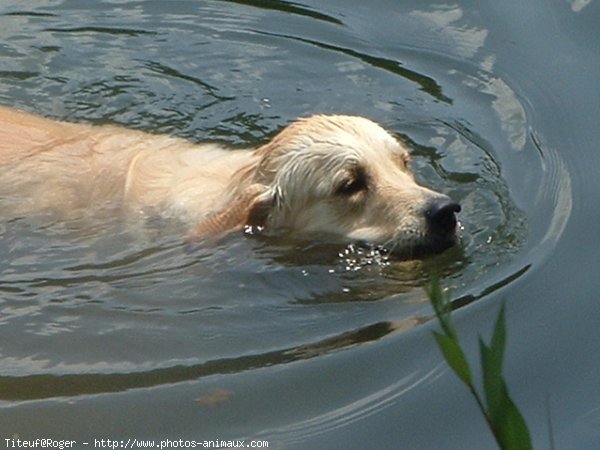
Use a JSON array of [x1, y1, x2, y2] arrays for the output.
[[1, 0, 598, 448]]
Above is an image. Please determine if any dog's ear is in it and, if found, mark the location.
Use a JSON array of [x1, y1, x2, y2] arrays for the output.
[[186, 184, 274, 242]]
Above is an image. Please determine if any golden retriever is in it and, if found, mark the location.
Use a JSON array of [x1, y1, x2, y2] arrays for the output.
[[0, 106, 460, 257]]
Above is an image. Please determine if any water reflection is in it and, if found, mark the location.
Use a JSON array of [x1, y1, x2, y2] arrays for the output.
[[567, 0, 593, 12], [0, 319, 420, 401], [264, 366, 442, 444], [254, 30, 452, 103], [218, 0, 344, 25], [408, 6, 488, 58]]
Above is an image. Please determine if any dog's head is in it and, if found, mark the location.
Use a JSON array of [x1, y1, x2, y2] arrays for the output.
[[190, 115, 460, 258]]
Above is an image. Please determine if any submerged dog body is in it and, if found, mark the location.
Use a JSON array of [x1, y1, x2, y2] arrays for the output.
[[0, 106, 460, 256]]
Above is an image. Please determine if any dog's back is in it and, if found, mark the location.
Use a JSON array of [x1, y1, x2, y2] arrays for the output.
[[0, 106, 84, 166], [0, 106, 253, 221], [0, 107, 141, 217]]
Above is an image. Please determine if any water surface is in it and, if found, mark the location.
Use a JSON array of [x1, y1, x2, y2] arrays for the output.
[[1, 1, 599, 448]]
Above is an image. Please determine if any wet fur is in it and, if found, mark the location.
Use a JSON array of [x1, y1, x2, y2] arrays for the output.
[[0, 106, 453, 253]]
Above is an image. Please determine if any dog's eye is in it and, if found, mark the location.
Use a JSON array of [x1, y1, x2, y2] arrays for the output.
[[395, 152, 411, 169], [336, 170, 368, 196]]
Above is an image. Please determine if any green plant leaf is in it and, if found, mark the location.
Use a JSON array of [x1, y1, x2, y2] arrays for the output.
[[427, 277, 456, 339], [433, 331, 473, 386], [480, 338, 503, 420], [480, 306, 532, 450], [496, 381, 533, 450], [490, 304, 507, 370], [480, 306, 508, 421], [426, 279, 533, 450]]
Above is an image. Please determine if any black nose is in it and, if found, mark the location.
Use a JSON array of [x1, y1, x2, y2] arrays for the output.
[[425, 197, 461, 234]]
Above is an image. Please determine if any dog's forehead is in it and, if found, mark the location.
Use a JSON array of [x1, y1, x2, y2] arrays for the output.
[[300, 115, 406, 156]]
